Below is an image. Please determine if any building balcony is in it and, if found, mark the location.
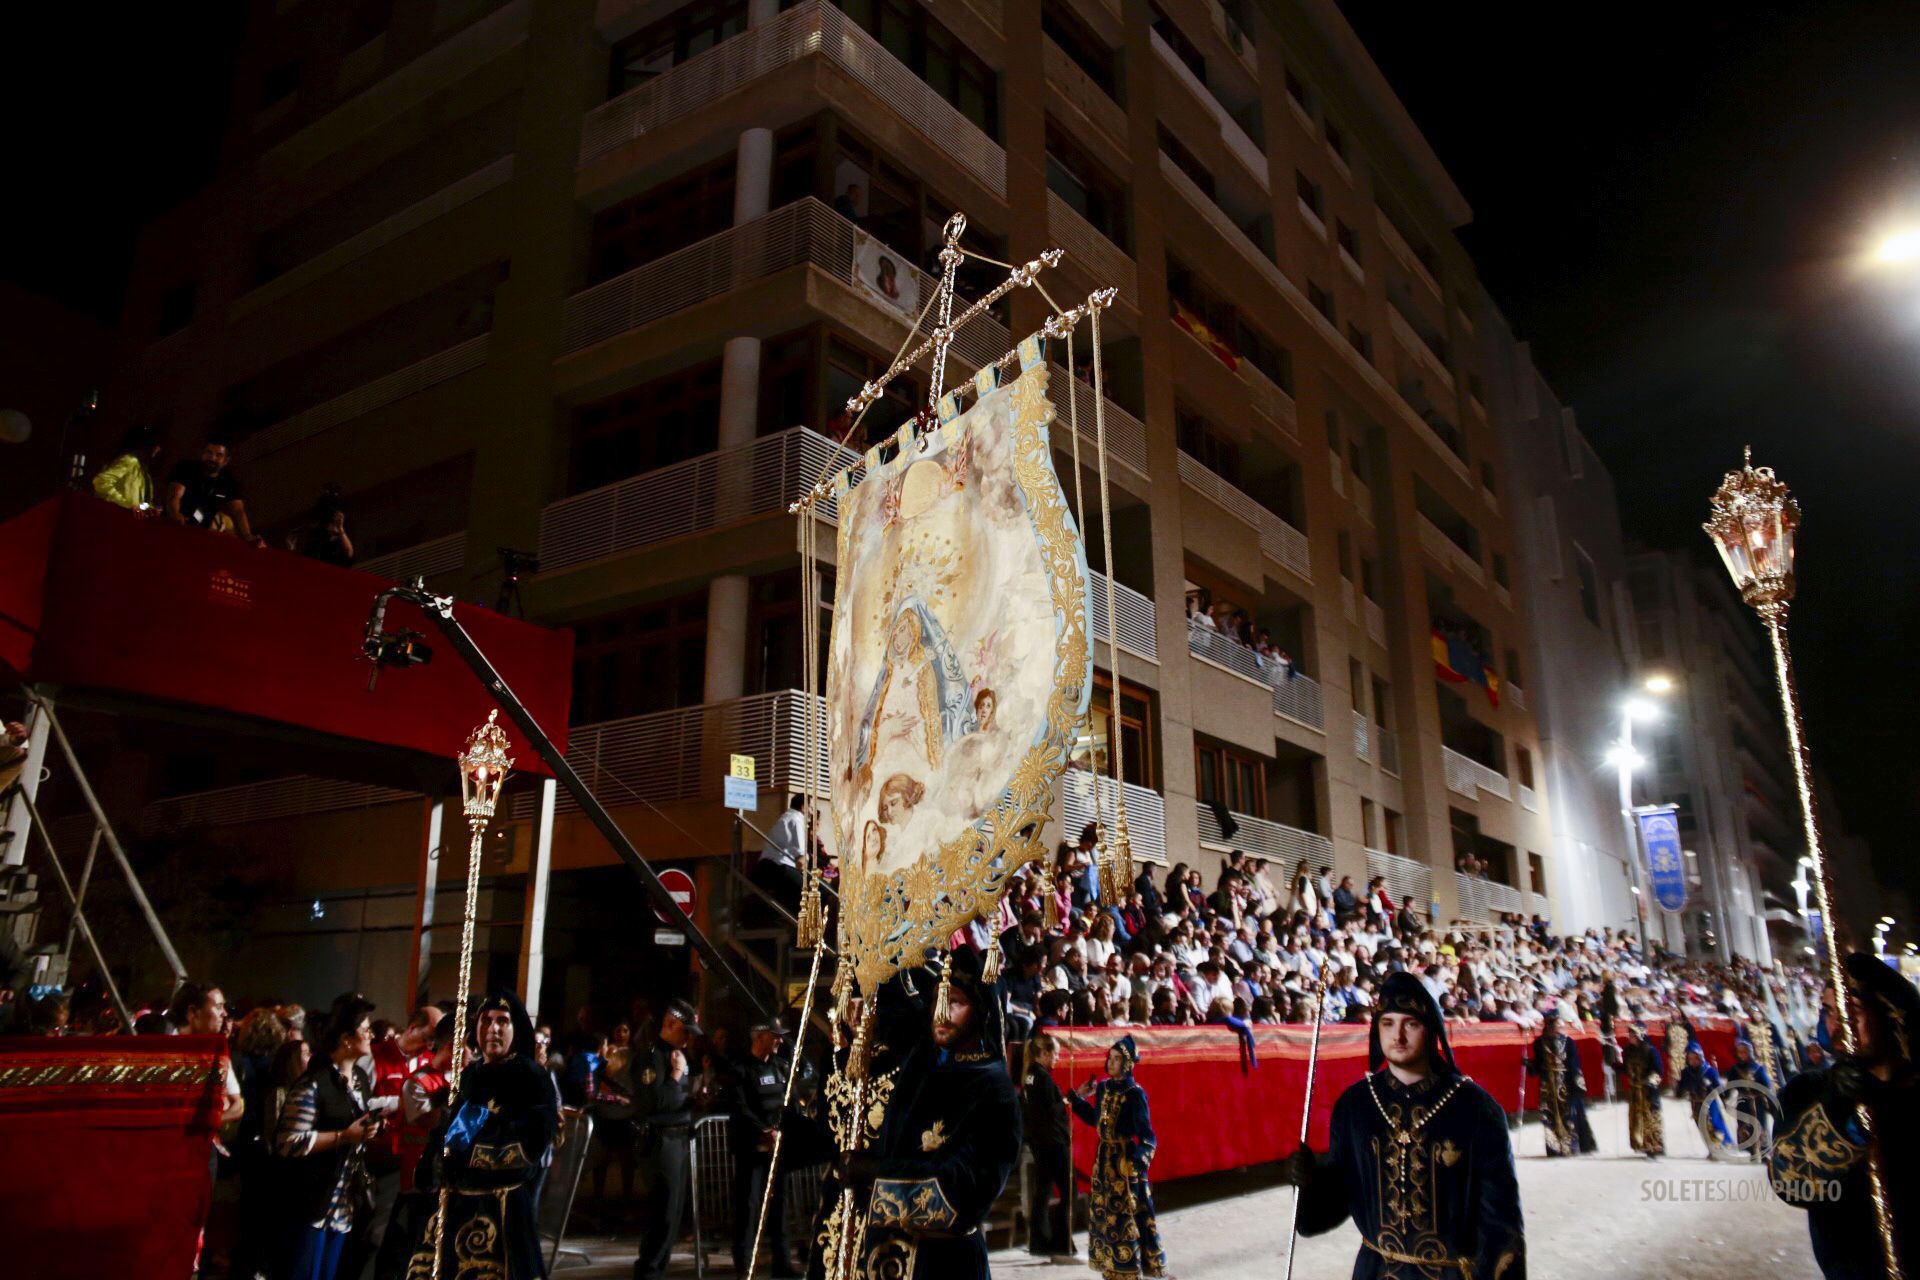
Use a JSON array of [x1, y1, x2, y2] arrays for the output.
[[1351, 712, 1401, 775], [1239, 360, 1299, 441], [1149, 30, 1266, 192], [1088, 570, 1159, 664], [536, 426, 857, 575], [1196, 804, 1332, 882], [1364, 597, 1387, 649], [233, 334, 490, 463], [358, 532, 467, 585], [579, 0, 1006, 199], [1376, 206, 1443, 303], [560, 197, 1003, 371], [1047, 189, 1137, 308], [1442, 746, 1511, 801], [1367, 847, 1433, 911], [1388, 300, 1454, 393], [1417, 514, 1485, 587], [1185, 621, 1325, 731], [1043, 35, 1128, 157], [1061, 770, 1168, 867], [1175, 451, 1310, 582], [1518, 783, 1539, 813], [1507, 682, 1527, 713], [1454, 872, 1525, 922]]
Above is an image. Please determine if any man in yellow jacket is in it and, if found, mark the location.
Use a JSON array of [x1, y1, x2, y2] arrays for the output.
[[90, 426, 162, 512]]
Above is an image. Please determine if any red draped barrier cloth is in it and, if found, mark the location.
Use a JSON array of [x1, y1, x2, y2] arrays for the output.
[[1049, 1015, 1740, 1184], [0, 1035, 229, 1279]]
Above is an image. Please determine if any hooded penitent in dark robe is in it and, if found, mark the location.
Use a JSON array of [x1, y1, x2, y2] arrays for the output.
[[811, 949, 1022, 1280], [1676, 1042, 1731, 1150], [408, 989, 558, 1280], [1769, 953, 1919, 1280], [1296, 972, 1527, 1280], [1068, 1034, 1165, 1280], [1619, 1030, 1665, 1158], [1526, 1025, 1596, 1157]]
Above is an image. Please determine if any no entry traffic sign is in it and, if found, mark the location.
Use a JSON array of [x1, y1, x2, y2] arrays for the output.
[[655, 867, 696, 924]]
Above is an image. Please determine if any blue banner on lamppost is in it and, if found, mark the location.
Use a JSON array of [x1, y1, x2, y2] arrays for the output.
[[1634, 805, 1688, 912]]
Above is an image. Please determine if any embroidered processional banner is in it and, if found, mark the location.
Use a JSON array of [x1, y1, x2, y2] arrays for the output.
[[827, 337, 1091, 992]]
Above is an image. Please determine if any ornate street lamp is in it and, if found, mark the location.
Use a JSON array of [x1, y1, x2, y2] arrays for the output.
[[1704, 450, 1901, 1277]]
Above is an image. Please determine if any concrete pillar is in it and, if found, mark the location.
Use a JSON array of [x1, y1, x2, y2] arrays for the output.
[[734, 128, 773, 224], [517, 777, 557, 1018], [407, 798, 448, 1009]]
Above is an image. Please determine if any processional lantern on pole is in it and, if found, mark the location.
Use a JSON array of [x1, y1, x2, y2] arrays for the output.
[[428, 709, 513, 1280], [1703, 449, 1903, 1280]]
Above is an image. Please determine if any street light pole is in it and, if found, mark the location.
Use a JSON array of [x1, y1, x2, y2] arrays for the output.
[[1705, 449, 1903, 1279], [1615, 712, 1652, 957]]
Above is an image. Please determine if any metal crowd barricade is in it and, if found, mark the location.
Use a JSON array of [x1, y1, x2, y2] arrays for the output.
[[691, 1114, 734, 1279], [539, 1106, 595, 1273], [783, 1159, 828, 1253]]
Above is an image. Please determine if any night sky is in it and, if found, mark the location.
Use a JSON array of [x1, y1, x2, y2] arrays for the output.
[[2, 6, 1913, 901], [1342, 1, 1920, 905]]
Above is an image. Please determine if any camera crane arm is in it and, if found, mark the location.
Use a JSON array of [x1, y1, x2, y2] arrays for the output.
[[363, 580, 773, 1021]]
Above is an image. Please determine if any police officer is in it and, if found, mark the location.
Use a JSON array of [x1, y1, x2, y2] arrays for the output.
[[633, 998, 698, 1280], [731, 1020, 798, 1276]]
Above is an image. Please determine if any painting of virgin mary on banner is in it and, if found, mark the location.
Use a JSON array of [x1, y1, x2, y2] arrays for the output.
[[827, 336, 1092, 991]]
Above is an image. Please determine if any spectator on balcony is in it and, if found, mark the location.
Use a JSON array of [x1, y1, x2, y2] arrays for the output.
[[164, 436, 260, 544], [1287, 871, 1318, 921], [90, 425, 163, 512], [1083, 914, 1118, 969], [1366, 875, 1395, 920], [753, 794, 809, 914], [288, 486, 356, 568], [1332, 875, 1360, 925]]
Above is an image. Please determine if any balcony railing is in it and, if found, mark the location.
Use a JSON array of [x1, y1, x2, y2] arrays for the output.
[[1367, 847, 1432, 912], [1196, 804, 1331, 880], [1518, 783, 1539, 813], [1062, 770, 1167, 866], [1175, 452, 1310, 581], [580, 0, 1006, 199], [1054, 365, 1150, 482], [1182, 620, 1322, 730], [234, 157, 515, 316], [1417, 515, 1485, 586], [1376, 207, 1443, 302], [1508, 683, 1528, 713], [1494, 583, 1512, 611], [1364, 598, 1387, 648], [1352, 709, 1373, 763], [515, 690, 832, 820], [1341, 578, 1357, 624], [1442, 746, 1511, 801], [235, 335, 489, 462], [561, 198, 1009, 375], [1271, 665, 1324, 731], [1352, 477, 1375, 525], [1526, 891, 1550, 920], [538, 426, 856, 574], [1088, 570, 1158, 663], [1043, 36, 1129, 153], [1454, 872, 1524, 922], [1389, 301, 1454, 392], [1047, 189, 1135, 302], [358, 532, 467, 584]]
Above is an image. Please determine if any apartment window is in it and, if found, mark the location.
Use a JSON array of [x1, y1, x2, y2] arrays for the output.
[[1515, 745, 1535, 789], [588, 153, 738, 283], [1480, 460, 1498, 496], [156, 282, 197, 338], [1082, 674, 1155, 789], [1325, 118, 1348, 161], [261, 60, 300, 108], [1159, 127, 1214, 197], [1504, 648, 1523, 687], [1336, 530, 1354, 579], [839, 0, 999, 137], [749, 569, 833, 694], [1148, 3, 1206, 83], [1360, 556, 1378, 601], [1348, 658, 1365, 713], [1046, 122, 1130, 250], [609, 0, 748, 96], [571, 591, 708, 724], [1371, 676, 1391, 728], [1285, 67, 1313, 115], [1335, 218, 1360, 263], [1234, 320, 1293, 393], [1308, 281, 1335, 323], [1383, 806, 1405, 855], [1492, 553, 1510, 589], [1295, 170, 1324, 218], [1195, 739, 1265, 818], [1469, 373, 1485, 404], [1573, 544, 1602, 627], [1324, 409, 1342, 453], [826, 336, 921, 448], [1177, 409, 1240, 485], [570, 360, 723, 494], [1345, 324, 1372, 362], [1043, 0, 1119, 100]]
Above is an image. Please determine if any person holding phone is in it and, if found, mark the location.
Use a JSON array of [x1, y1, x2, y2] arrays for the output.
[[274, 993, 386, 1280]]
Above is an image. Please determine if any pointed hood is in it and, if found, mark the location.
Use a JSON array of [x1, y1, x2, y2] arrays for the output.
[[1846, 951, 1920, 1065], [1107, 1033, 1139, 1078], [1369, 971, 1456, 1073], [470, 988, 538, 1059], [943, 943, 1005, 1063]]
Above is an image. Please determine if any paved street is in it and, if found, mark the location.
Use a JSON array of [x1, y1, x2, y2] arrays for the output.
[[554, 1096, 1820, 1279]]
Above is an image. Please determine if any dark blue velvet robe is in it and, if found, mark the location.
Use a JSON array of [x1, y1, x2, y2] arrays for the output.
[[1069, 1075, 1164, 1279], [1298, 1068, 1526, 1279], [1526, 1032, 1596, 1156]]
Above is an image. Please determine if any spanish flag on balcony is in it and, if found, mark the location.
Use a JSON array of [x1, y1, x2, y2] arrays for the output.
[[1172, 299, 1240, 371], [1432, 627, 1501, 708]]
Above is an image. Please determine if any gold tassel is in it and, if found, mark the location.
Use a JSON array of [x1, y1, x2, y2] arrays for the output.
[[982, 933, 1002, 984], [796, 871, 822, 949], [847, 1006, 874, 1082], [1113, 817, 1133, 899], [931, 963, 954, 1028]]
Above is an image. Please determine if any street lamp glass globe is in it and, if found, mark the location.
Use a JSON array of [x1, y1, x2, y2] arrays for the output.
[[1643, 674, 1674, 694], [1623, 696, 1661, 723], [1874, 228, 1920, 265]]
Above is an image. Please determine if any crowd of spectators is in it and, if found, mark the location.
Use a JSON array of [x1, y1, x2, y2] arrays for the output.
[[963, 826, 1825, 1046], [1184, 590, 1296, 680]]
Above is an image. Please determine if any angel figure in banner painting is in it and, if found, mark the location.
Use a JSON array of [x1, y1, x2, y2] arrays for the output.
[[1069, 1035, 1165, 1280]]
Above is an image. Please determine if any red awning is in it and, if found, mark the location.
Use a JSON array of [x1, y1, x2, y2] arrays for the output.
[[0, 494, 572, 776]]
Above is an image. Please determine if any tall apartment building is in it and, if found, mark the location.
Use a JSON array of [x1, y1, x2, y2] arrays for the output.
[[1496, 340, 1641, 941], [89, 0, 1565, 1013], [1624, 549, 1793, 963]]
